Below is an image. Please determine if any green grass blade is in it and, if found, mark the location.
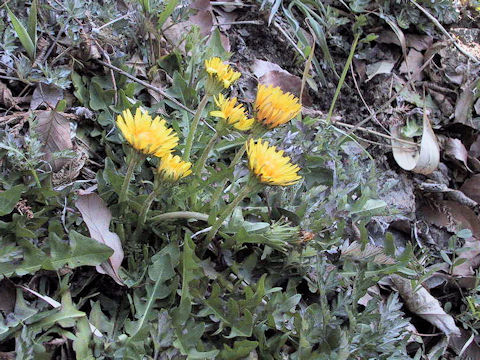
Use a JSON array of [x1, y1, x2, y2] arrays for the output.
[[27, 0, 38, 46], [157, 0, 179, 29], [7, 6, 35, 59]]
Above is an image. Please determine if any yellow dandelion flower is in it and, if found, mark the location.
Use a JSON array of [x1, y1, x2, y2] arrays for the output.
[[205, 57, 241, 89], [157, 154, 192, 182], [254, 84, 302, 128], [116, 108, 179, 157], [210, 94, 254, 131], [246, 139, 301, 186]]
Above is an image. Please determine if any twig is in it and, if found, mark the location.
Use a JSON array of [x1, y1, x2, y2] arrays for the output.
[[333, 119, 419, 146], [350, 63, 391, 136], [95, 59, 195, 115], [210, 1, 254, 6], [408, 0, 479, 64], [273, 20, 306, 59], [94, 13, 131, 32], [342, 54, 436, 139], [212, 20, 263, 27]]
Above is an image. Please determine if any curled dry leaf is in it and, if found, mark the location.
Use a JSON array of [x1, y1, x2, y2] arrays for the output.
[[35, 110, 73, 171], [391, 111, 440, 174], [391, 274, 461, 337], [75, 193, 124, 286], [390, 112, 440, 175]]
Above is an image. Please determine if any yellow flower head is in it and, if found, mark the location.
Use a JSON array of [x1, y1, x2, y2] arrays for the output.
[[210, 94, 254, 131], [157, 154, 192, 182], [254, 84, 302, 128], [246, 139, 301, 186], [116, 108, 178, 157], [205, 57, 241, 89]]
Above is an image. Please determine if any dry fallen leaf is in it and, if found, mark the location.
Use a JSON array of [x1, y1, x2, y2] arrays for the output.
[[75, 193, 124, 286], [30, 84, 63, 110], [461, 175, 480, 204], [445, 137, 471, 171], [399, 49, 424, 81], [391, 274, 461, 337], [365, 60, 395, 82], [0, 82, 18, 109], [391, 111, 440, 174], [449, 328, 480, 359], [376, 31, 433, 52], [455, 79, 480, 128], [35, 110, 73, 171], [451, 240, 480, 278], [251, 59, 312, 106], [418, 200, 480, 239], [190, 10, 213, 37]]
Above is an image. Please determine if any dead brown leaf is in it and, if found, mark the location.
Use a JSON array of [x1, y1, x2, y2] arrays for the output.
[[391, 274, 461, 337], [461, 174, 480, 204], [399, 49, 424, 81], [35, 110, 73, 171], [30, 84, 63, 110], [455, 79, 480, 128], [376, 31, 433, 51], [418, 200, 480, 239], [0, 352, 15, 360], [445, 137, 471, 171], [0, 82, 18, 109], [451, 240, 480, 278], [252, 59, 312, 106], [449, 328, 480, 359], [75, 193, 124, 286], [190, 10, 213, 37]]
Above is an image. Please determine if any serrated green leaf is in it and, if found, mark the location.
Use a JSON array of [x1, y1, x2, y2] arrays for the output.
[[173, 234, 203, 325], [127, 253, 175, 341], [7, 7, 35, 59], [44, 231, 113, 270], [0, 185, 25, 216], [199, 283, 254, 338], [220, 340, 258, 360], [0, 238, 45, 278], [72, 317, 93, 360]]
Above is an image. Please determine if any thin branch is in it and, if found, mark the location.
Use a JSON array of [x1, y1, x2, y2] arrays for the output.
[[408, 0, 479, 64], [95, 59, 195, 115], [342, 54, 436, 138]]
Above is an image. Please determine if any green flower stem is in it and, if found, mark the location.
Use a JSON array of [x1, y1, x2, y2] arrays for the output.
[[184, 93, 210, 162], [325, 31, 360, 124], [206, 180, 258, 242], [193, 131, 220, 176], [137, 190, 158, 230], [30, 169, 41, 187], [119, 151, 141, 204], [210, 142, 247, 206], [149, 211, 211, 223], [209, 125, 267, 206]]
